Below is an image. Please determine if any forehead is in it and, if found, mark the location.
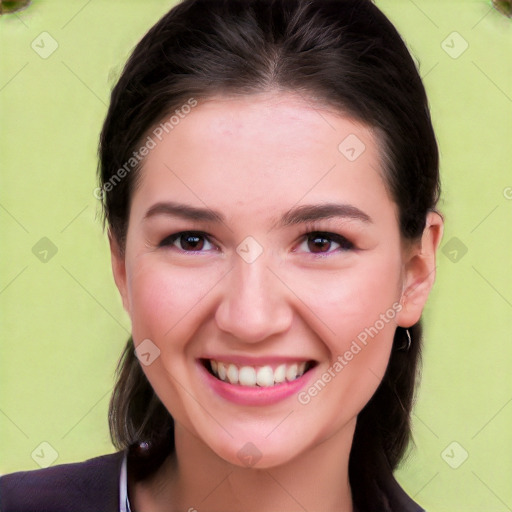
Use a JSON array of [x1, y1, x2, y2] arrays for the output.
[[131, 91, 395, 227]]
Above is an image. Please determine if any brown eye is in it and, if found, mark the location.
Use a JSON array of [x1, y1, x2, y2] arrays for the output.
[[159, 231, 214, 252], [307, 234, 332, 253], [300, 232, 354, 255], [179, 233, 205, 251]]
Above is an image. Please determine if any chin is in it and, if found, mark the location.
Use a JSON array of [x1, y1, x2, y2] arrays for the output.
[[201, 424, 322, 471]]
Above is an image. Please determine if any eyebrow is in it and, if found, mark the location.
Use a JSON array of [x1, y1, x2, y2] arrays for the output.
[[275, 203, 372, 228], [144, 201, 224, 223], [143, 201, 372, 227]]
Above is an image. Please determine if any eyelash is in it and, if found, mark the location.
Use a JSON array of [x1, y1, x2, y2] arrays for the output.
[[159, 231, 217, 253], [298, 231, 354, 255], [158, 228, 355, 256], [298, 221, 355, 254]]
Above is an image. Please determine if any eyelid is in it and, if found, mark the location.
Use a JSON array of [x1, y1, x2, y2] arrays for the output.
[[299, 221, 355, 242], [295, 222, 356, 253], [298, 233, 354, 253], [159, 231, 218, 252], [157, 224, 355, 255]]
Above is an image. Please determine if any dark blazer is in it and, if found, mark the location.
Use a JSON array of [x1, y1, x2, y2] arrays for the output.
[[0, 450, 425, 512], [0, 451, 125, 512]]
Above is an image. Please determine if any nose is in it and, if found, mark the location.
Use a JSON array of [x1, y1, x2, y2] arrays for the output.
[[214, 255, 293, 344]]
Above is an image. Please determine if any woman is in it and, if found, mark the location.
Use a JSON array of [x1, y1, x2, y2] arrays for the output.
[[0, 0, 443, 510]]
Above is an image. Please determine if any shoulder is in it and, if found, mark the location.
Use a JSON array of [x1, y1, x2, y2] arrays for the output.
[[0, 451, 125, 512], [384, 472, 425, 512]]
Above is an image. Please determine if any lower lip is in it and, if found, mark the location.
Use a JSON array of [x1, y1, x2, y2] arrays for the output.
[[198, 362, 315, 406]]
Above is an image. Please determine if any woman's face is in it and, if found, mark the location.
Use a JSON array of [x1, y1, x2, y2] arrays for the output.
[[112, 92, 437, 468]]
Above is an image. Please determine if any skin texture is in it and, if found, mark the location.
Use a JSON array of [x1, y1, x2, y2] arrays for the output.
[[110, 91, 443, 512]]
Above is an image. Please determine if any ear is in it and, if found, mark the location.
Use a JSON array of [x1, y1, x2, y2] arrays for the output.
[[109, 230, 131, 316], [396, 211, 444, 328]]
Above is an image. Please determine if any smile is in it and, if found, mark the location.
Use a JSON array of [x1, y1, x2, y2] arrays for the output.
[[204, 359, 315, 387]]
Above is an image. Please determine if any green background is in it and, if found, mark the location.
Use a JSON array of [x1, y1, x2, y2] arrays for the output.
[[1, 1, 511, 510]]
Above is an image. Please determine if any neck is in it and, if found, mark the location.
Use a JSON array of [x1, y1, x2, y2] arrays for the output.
[[132, 420, 355, 512]]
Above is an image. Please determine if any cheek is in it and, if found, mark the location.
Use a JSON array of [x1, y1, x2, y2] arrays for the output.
[[126, 259, 218, 344], [303, 252, 402, 342], [124, 260, 222, 429], [295, 253, 402, 412]]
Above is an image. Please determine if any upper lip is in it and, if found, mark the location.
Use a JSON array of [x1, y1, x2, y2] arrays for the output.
[[200, 355, 315, 367]]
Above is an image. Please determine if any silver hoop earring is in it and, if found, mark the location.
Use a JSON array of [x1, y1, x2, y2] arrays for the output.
[[399, 328, 412, 352]]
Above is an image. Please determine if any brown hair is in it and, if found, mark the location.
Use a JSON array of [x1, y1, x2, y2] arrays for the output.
[[99, 1, 439, 509]]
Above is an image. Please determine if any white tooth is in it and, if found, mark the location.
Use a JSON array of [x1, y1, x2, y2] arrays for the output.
[[256, 366, 275, 387], [273, 364, 286, 383], [298, 362, 306, 376], [211, 360, 218, 375], [285, 363, 299, 382], [227, 364, 239, 384], [218, 362, 227, 381], [238, 366, 257, 386]]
